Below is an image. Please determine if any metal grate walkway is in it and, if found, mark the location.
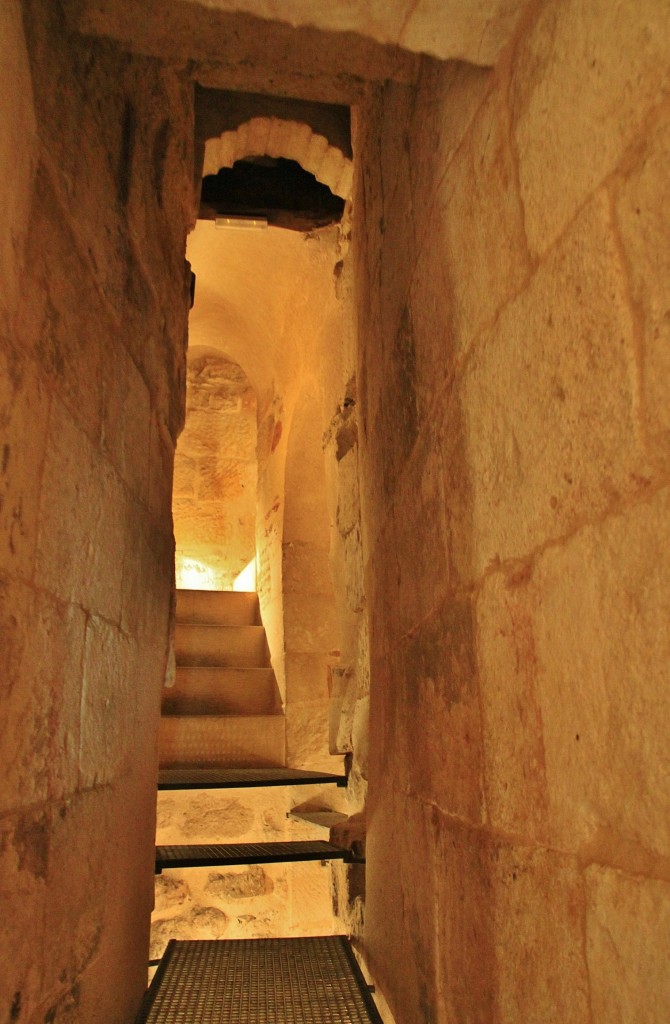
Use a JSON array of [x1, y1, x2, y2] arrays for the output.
[[136, 937, 383, 1023], [158, 767, 348, 790], [156, 840, 351, 872]]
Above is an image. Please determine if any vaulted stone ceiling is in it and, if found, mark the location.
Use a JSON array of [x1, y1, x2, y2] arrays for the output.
[[186, 220, 343, 406]]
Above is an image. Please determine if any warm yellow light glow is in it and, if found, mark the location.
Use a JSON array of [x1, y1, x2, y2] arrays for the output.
[[176, 557, 218, 591], [233, 558, 257, 592]]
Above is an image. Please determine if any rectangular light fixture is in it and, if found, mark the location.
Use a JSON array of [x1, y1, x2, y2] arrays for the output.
[[214, 215, 268, 230]]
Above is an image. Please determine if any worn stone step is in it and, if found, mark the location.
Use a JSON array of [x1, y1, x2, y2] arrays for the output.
[[159, 714, 285, 768], [176, 588, 260, 626], [288, 809, 349, 829], [162, 667, 281, 716], [175, 622, 270, 668]]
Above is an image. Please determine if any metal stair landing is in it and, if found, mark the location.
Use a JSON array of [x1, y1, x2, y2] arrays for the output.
[[136, 937, 383, 1024], [155, 840, 352, 873], [157, 767, 348, 789]]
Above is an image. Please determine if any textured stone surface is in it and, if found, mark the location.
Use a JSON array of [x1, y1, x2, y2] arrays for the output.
[[0, 0, 37, 331], [477, 568, 550, 841], [614, 109, 670, 462], [492, 844, 589, 1024], [432, 88, 530, 353], [0, 346, 48, 583], [174, 352, 257, 589], [151, 788, 339, 957], [532, 492, 670, 859], [8, 0, 670, 1021], [155, 875, 191, 913], [355, 8, 670, 1022], [1, 2, 194, 1020], [513, 0, 670, 257], [461, 193, 648, 579], [205, 865, 272, 899], [586, 866, 670, 1024], [68, 0, 530, 66]]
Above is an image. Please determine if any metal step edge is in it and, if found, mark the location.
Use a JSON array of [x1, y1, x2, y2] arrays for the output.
[[157, 767, 348, 789]]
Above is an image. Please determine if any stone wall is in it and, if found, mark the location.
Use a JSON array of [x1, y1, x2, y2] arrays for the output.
[[283, 389, 340, 770], [151, 786, 340, 959], [355, 2, 670, 1021], [174, 350, 257, 590], [0, 2, 194, 1021]]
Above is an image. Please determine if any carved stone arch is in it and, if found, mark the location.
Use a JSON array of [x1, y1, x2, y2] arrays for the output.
[[203, 116, 353, 200]]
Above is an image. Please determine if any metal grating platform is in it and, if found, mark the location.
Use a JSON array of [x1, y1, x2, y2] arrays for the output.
[[156, 840, 350, 872], [158, 767, 348, 789], [135, 937, 383, 1024]]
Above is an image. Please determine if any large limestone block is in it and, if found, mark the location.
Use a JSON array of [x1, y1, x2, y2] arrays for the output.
[[0, 0, 37, 330], [101, 340, 152, 500], [409, 59, 491, 254], [157, 787, 282, 845], [491, 844, 590, 1024], [513, 0, 670, 257], [41, 789, 114, 1010], [477, 568, 550, 840], [392, 439, 451, 637], [615, 110, 670, 461], [480, 488, 670, 859], [0, 348, 49, 580], [432, 88, 530, 353], [460, 193, 650, 579], [365, 792, 445, 1024], [282, 540, 333, 595], [0, 882, 44, 1021], [36, 399, 126, 622], [378, 82, 416, 352], [148, 414, 175, 528], [586, 866, 670, 1024], [285, 860, 339, 935], [285, 698, 334, 770], [285, 651, 331, 704], [328, 666, 357, 754], [283, 592, 340, 653], [169, 0, 528, 65], [17, 167, 110, 442], [205, 865, 272, 899], [537, 493, 670, 859], [0, 580, 86, 814], [120, 517, 173, 640], [334, 445, 361, 537], [350, 695, 370, 779], [0, 809, 48, 1021], [79, 616, 140, 787], [395, 594, 484, 823], [407, 233, 455, 418]]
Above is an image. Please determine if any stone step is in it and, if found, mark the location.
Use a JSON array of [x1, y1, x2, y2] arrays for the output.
[[162, 667, 281, 716], [288, 809, 349, 829], [176, 588, 260, 626], [159, 714, 285, 768], [175, 623, 270, 668]]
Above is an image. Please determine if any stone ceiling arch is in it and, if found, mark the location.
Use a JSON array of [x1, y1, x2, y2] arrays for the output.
[[202, 116, 353, 199]]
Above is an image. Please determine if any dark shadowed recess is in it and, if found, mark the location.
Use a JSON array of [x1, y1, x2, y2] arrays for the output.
[[199, 156, 345, 231]]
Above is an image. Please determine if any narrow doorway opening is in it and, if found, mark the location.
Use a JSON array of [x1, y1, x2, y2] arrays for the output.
[[150, 88, 368, 966]]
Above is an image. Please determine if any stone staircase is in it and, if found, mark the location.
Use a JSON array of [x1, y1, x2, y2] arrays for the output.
[[143, 590, 378, 1022], [159, 589, 285, 769]]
